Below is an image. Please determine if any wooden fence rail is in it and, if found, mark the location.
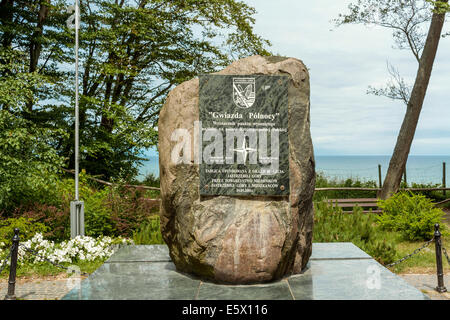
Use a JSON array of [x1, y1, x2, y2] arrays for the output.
[[61, 168, 161, 191], [315, 187, 450, 192], [62, 168, 450, 194]]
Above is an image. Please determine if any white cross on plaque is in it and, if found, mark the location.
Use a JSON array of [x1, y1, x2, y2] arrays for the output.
[[234, 139, 256, 163]]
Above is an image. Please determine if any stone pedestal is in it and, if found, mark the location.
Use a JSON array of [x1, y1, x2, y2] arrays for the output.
[[158, 55, 315, 284]]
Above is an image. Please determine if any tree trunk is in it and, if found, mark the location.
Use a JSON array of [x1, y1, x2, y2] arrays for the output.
[[379, 1, 448, 199], [25, 1, 49, 113], [0, 0, 15, 48]]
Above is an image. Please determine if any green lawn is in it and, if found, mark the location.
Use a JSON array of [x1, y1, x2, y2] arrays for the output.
[[0, 259, 105, 279], [389, 234, 450, 274]]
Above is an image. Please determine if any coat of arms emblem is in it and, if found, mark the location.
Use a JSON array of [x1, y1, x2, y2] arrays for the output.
[[233, 78, 255, 108]]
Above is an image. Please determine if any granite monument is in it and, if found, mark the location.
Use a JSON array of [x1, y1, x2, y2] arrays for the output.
[[158, 55, 315, 283]]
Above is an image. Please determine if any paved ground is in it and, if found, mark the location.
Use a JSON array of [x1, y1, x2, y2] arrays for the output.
[[399, 274, 450, 300], [1, 273, 449, 300], [1, 241, 449, 300], [0, 275, 87, 300]]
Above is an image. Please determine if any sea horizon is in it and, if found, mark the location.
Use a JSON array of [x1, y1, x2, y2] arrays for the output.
[[138, 154, 450, 185]]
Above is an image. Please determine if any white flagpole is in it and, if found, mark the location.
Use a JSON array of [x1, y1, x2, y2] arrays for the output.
[[70, 1, 84, 238]]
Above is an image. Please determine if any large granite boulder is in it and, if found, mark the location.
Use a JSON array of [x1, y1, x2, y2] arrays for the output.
[[158, 55, 315, 284]]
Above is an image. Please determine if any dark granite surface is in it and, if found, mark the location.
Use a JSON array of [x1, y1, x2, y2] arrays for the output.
[[106, 244, 171, 263], [310, 242, 372, 260], [62, 243, 429, 300], [197, 281, 293, 300], [199, 75, 289, 196], [288, 259, 428, 300]]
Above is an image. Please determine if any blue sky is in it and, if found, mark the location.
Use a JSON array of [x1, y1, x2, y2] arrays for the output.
[[242, 0, 450, 156], [148, 0, 450, 158]]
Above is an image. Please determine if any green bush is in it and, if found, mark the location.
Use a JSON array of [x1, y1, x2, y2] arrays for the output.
[[139, 173, 160, 188], [8, 171, 161, 241], [132, 215, 164, 245], [314, 172, 378, 201], [313, 200, 397, 264], [0, 108, 65, 213], [409, 182, 450, 204], [14, 176, 92, 241], [0, 217, 48, 243], [18, 202, 70, 241], [84, 188, 116, 237], [377, 192, 447, 241]]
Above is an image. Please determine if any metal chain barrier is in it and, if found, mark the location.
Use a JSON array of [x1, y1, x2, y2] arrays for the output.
[[384, 224, 447, 293], [19, 244, 89, 276], [443, 247, 450, 265], [384, 236, 435, 268]]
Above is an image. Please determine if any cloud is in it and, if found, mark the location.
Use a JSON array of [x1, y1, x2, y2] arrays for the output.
[[245, 0, 450, 155]]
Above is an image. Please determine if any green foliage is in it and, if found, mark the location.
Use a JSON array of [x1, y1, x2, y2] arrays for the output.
[[377, 192, 447, 240], [16, 174, 94, 241], [408, 182, 450, 204], [334, 0, 433, 56], [6, 259, 104, 279], [84, 188, 116, 237], [106, 185, 160, 238], [7, 170, 160, 241], [0, 110, 62, 211], [314, 172, 378, 201], [19, 202, 70, 241], [314, 200, 397, 264], [140, 173, 160, 188], [0, 217, 48, 243], [1, 0, 272, 181], [132, 215, 164, 245], [0, 48, 66, 213], [426, 0, 450, 14], [69, 0, 270, 179]]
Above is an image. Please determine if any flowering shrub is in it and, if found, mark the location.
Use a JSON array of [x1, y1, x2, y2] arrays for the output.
[[12, 178, 160, 241], [0, 233, 133, 268]]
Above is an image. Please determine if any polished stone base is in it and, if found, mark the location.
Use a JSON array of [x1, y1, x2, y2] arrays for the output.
[[62, 243, 429, 300]]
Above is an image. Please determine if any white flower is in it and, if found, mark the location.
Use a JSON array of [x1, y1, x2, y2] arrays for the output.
[[12, 233, 132, 266]]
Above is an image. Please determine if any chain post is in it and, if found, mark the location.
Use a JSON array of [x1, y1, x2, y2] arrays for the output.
[[434, 223, 447, 293], [4, 228, 20, 300]]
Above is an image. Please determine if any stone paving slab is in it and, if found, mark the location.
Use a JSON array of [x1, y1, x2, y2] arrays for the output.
[[288, 260, 428, 300], [196, 280, 294, 300], [105, 242, 372, 264], [3, 244, 447, 300], [62, 261, 201, 300], [310, 242, 372, 260], [62, 243, 430, 300], [106, 244, 171, 263]]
